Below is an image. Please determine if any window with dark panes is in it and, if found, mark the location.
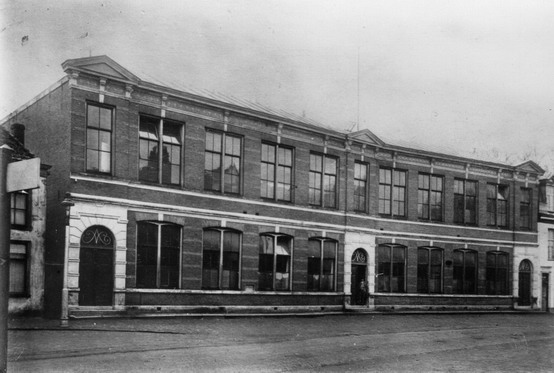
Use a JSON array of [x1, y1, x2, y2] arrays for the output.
[[377, 244, 406, 293], [9, 242, 28, 296], [379, 168, 406, 217], [454, 179, 477, 224], [261, 143, 293, 202], [453, 249, 477, 294], [307, 238, 337, 291], [309, 154, 338, 208], [136, 222, 181, 289], [487, 184, 509, 227], [417, 247, 443, 293], [10, 191, 30, 229], [549, 230, 554, 261], [258, 234, 292, 291], [519, 188, 531, 229], [86, 103, 113, 173], [486, 251, 509, 295], [202, 228, 241, 290], [354, 162, 368, 212], [418, 174, 443, 221], [204, 131, 242, 194], [139, 116, 183, 185]]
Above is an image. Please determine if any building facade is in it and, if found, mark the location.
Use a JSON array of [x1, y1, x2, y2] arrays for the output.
[[538, 177, 554, 312], [1, 56, 546, 318]]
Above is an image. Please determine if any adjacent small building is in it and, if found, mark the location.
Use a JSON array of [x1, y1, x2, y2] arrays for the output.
[[1, 55, 547, 318], [538, 177, 554, 311]]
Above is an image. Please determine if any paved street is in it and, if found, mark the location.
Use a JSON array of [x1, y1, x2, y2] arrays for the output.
[[7, 313, 554, 372]]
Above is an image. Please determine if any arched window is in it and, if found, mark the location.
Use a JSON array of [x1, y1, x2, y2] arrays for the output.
[[136, 221, 181, 289], [453, 249, 477, 294], [258, 234, 293, 291], [518, 259, 533, 306], [417, 247, 443, 294], [377, 244, 406, 293], [307, 238, 337, 292], [202, 228, 241, 290], [486, 251, 509, 295]]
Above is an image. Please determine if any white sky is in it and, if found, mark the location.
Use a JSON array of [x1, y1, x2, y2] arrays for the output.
[[1, 0, 553, 165]]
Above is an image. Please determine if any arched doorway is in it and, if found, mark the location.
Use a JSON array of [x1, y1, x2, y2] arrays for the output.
[[351, 248, 368, 306], [79, 225, 115, 306], [518, 260, 533, 306]]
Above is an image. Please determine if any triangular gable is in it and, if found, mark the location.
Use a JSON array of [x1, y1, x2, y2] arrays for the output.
[[514, 160, 545, 175], [61, 55, 140, 84], [348, 129, 385, 146]]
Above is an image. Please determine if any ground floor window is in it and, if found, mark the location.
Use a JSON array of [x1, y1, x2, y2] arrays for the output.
[[307, 238, 337, 291], [453, 249, 477, 294], [486, 251, 509, 295], [377, 244, 406, 292], [202, 228, 241, 290], [258, 234, 292, 291], [417, 247, 443, 293], [9, 241, 28, 296], [136, 221, 181, 289]]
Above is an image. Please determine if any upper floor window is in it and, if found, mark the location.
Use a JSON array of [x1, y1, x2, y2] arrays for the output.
[[486, 251, 509, 295], [261, 143, 293, 202], [258, 234, 292, 291], [418, 174, 443, 221], [204, 131, 242, 194], [309, 153, 338, 208], [307, 238, 337, 291], [139, 116, 183, 185], [487, 184, 509, 228], [86, 103, 113, 174], [10, 191, 30, 230], [9, 241, 28, 296], [519, 188, 531, 230], [376, 244, 406, 293], [417, 247, 443, 294], [453, 249, 477, 294], [546, 185, 554, 211], [354, 162, 369, 212], [454, 179, 477, 225], [548, 229, 554, 261], [136, 221, 181, 289], [202, 228, 241, 290], [379, 168, 406, 217]]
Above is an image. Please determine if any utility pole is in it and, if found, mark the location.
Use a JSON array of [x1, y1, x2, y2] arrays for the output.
[[0, 145, 13, 373]]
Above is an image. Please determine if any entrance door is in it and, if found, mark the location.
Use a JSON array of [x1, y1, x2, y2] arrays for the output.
[[518, 260, 532, 306], [351, 249, 368, 306], [79, 226, 114, 306], [542, 274, 550, 312]]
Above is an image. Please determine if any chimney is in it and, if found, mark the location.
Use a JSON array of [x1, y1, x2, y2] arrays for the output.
[[10, 123, 25, 145]]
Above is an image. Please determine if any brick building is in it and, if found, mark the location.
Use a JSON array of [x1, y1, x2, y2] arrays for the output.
[[1, 56, 546, 318], [538, 177, 554, 311]]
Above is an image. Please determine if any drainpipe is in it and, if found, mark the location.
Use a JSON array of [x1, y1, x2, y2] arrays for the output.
[[60, 201, 73, 327]]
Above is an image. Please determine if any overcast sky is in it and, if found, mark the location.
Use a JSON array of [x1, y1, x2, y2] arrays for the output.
[[1, 0, 553, 166]]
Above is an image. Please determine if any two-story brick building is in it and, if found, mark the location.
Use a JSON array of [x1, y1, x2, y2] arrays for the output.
[[1, 56, 545, 318]]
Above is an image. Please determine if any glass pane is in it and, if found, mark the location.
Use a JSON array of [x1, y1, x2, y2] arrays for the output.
[[139, 118, 159, 140], [262, 144, 275, 163], [279, 147, 292, 166], [325, 157, 337, 175], [99, 107, 112, 130], [87, 129, 99, 150], [9, 258, 26, 294], [87, 105, 99, 127], [163, 122, 181, 145]]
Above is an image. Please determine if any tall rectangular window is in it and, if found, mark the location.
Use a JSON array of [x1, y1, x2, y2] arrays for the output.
[[453, 249, 477, 294], [139, 116, 183, 185], [204, 131, 242, 194], [202, 228, 241, 290], [10, 191, 30, 230], [519, 188, 531, 229], [9, 242, 28, 296], [307, 238, 337, 291], [486, 251, 509, 295], [377, 244, 406, 293], [258, 234, 292, 291], [417, 247, 443, 293], [379, 168, 406, 217], [418, 174, 443, 221], [309, 154, 337, 208], [547, 185, 554, 211], [548, 230, 554, 261], [136, 222, 181, 289], [354, 162, 368, 212], [454, 179, 477, 224], [261, 143, 293, 202], [86, 103, 113, 174], [487, 184, 509, 227]]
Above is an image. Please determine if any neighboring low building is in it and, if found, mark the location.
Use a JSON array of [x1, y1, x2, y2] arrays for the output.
[[0, 55, 546, 318], [538, 177, 554, 312], [1, 125, 50, 315]]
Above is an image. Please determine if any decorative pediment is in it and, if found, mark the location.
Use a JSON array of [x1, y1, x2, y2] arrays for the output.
[[348, 129, 385, 146], [514, 160, 545, 175], [61, 55, 140, 84]]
